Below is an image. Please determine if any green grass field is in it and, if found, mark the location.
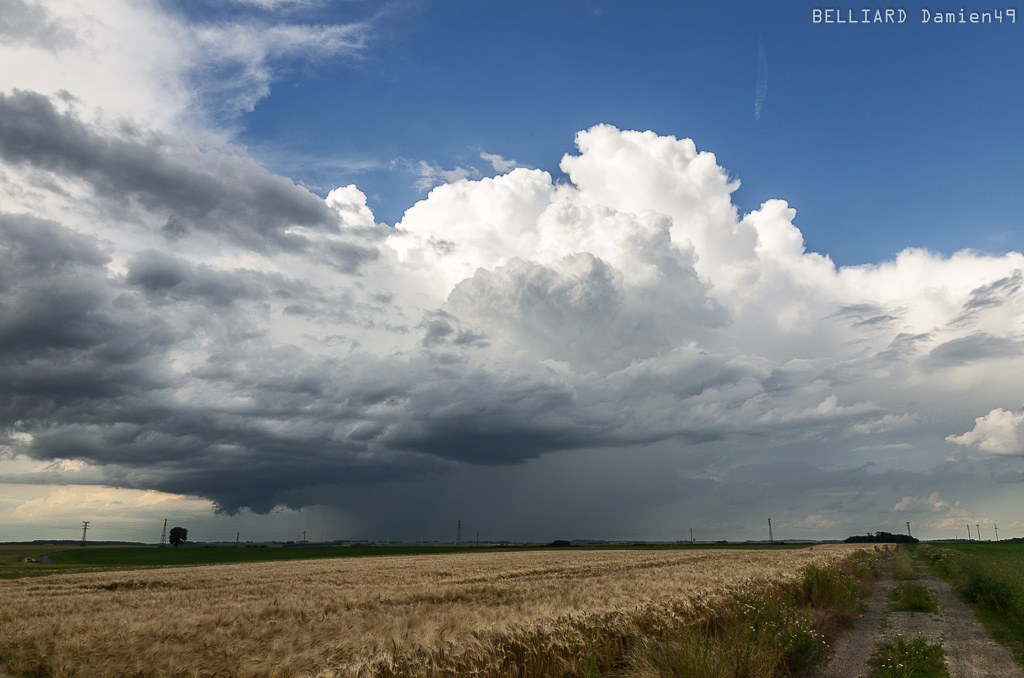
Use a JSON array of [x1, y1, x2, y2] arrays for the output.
[[0, 543, 498, 577], [917, 541, 1024, 667], [0, 544, 118, 579]]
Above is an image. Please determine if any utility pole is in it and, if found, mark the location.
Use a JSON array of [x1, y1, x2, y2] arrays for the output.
[[159, 518, 167, 547], [81, 521, 90, 546], [768, 518, 773, 544]]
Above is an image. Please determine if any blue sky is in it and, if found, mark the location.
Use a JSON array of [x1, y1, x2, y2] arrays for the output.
[[1, 0, 1024, 544], [233, 0, 1024, 264]]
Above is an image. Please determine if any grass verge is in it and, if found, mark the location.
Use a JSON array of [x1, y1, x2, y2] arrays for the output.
[[620, 549, 882, 678], [891, 548, 919, 581], [917, 543, 1024, 668], [625, 590, 829, 677], [868, 634, 949, 678]]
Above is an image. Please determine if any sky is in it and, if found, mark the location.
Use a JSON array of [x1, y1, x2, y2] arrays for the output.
[[1, 0, 1023, 545]]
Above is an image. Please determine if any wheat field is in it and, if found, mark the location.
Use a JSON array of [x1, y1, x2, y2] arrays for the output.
[[0, 545, 862, 677]]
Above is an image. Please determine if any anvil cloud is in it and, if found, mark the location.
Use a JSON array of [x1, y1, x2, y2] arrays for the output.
[[1, 0, 1022, 542]]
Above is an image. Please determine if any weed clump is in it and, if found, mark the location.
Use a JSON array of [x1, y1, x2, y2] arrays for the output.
[[888, 582, 939, 613], [868, 633, 948, 678]]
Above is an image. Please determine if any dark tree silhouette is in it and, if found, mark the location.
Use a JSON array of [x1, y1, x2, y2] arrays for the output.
[[169, 526, 187, 547], [845, 531, 918, 544]]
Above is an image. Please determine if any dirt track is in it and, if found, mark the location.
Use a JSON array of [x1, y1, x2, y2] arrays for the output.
[[814, 556, 1022, 677]]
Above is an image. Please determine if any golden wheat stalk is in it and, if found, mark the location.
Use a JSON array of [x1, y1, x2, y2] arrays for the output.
[[0, 545, 862, 677]]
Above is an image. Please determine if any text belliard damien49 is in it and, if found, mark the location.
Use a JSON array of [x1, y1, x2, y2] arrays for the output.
[[812, 8, 1017, 23]]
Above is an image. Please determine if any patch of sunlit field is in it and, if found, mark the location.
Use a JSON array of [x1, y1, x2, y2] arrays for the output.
[[0, 544, 863, 677]]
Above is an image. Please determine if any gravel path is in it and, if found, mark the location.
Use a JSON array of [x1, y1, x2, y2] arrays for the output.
[[814, 558, 1022, 677]]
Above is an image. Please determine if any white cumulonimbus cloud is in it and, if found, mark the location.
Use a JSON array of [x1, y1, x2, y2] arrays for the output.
[[947, 408, 1024, 455], [893, 492, 952, 513], [0, 0, 368, 133], [2, 0, 1024, 527]]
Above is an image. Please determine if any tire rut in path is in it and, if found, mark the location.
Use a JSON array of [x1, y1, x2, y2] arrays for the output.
[[813, 560, 1022, 678]]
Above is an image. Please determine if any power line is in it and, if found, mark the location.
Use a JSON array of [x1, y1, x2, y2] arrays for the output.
[[81, 521, 90, 546]]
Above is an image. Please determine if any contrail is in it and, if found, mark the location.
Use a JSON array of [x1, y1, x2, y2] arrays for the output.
[[755, 38, 768, 121]]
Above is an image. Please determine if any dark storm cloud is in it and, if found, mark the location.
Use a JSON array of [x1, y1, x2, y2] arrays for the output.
[[4, 88, 1024, 536], [9, 320, 786, 514], [0, 214, 155, 361], [925, 332, 1024, 368], [0, 213, 109, 279], [0, 90, 377, 268], [0, 0, 76, 51], [952, 271, 1023, 325], [0, 218, 576, 511], [11, 338, 447, 513], [0, 107, 863, 517], [126, 250, 190, 293], [0, 214, 177, 425], [830, 304, 900, 328], [124, 248, 343, 314], [874, 332, 932, 362], [419, 310, 488, 348], [0, 211, 396, 512], [382, 370, 589, 464], [681, 458, 983, 533], [24, 409, 447, 515]]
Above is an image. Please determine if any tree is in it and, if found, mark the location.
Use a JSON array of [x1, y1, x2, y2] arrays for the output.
[[169, 526, 187, 547], [844, 531, 917, 544]]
